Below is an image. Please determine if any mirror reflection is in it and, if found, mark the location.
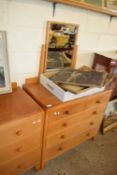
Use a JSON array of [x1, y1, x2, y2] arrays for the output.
[[46, 22, 78, 71]]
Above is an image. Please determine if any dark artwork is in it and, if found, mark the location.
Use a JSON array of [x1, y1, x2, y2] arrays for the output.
[[0, 67, 5, 88], [50, 69, 108, 87], [69, 71, 107, 87], [50, 68, 75, 83]]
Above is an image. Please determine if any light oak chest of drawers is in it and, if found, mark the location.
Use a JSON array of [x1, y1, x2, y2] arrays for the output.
[[24, 81, 111, 167], [0, 87, 44, 175]]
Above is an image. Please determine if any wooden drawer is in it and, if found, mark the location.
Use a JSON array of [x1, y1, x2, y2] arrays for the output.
[[0, 115, 43, 148], [0, 132, 42, 164], [47, 103, 106, 136], [45, 128, 97, 161], [47, 90, 111, 123], [46, 115, 102, 149], [0, 147, 41, 175]]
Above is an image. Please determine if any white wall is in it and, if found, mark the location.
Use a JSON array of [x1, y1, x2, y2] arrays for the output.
[[0, 0, 117, 85]]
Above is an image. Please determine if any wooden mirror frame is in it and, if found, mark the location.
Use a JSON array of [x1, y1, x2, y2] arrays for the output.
[[40, 21, 79, 74]]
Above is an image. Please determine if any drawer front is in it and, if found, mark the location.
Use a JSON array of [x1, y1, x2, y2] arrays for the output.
[[45, 128, 97, 161], [0, 147, 41, 175], [47, 103, 106, 136], [0, 115, 43, 148], [47, 91, 111, 123], [0, 132, 42, 164], [46, 115, 102, 149]]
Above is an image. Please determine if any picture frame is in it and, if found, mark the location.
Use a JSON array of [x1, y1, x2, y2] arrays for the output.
[[0, 31, 12, 94], [104, 0, 117, 11], [102, 99, 117, 134]]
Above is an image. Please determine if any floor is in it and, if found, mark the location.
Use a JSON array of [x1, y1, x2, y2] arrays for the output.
[[23, 129, 117, 175]]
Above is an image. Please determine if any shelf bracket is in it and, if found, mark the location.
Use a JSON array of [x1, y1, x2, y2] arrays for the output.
[[110, 15, 113, 22], [52, 2, 57, 17]]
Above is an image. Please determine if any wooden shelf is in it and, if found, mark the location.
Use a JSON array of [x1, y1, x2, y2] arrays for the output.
[[49, 0, 117, 17]]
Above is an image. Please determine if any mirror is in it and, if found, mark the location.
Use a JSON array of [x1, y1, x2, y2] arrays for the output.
[[44, 21, 79, 72]]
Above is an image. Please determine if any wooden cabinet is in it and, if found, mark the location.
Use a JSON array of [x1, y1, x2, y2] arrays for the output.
[[0, 87, 44, 175], [24, 82, 111, 167], [92, 53, 117, 74], [92, 53, 117, 100]]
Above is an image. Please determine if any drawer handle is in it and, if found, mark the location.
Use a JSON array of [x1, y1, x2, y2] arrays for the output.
[[92, 111, 97, 115], [17, 164, 22, 169], [16, 130, 22, 136], [62, 123, 67, 127], [58, 147, 63, 151], [64, 110, 70, 115], [54, 111, 60, 116], [86, 133, 90, 137], [16, 147, 22, 152], [96, 100, 101, 104], [90, 122, 94, 126], [61, 135, 65, 139]]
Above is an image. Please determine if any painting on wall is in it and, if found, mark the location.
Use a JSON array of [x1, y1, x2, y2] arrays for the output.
[[0, 31, 12, 94], [84, 0, 103, 6], [105, 0, 117, 11]]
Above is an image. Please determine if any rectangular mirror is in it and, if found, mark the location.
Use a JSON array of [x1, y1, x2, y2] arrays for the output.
[[44, 21, 79, 72]]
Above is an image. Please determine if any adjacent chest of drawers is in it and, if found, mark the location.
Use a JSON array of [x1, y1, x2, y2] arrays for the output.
[[24, 82, 111, 167], [0, 88, 44, 175]]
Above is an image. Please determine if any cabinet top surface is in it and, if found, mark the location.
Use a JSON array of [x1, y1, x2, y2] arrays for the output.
[[24, 83, 111, 110], [0, 87, 43, 125]]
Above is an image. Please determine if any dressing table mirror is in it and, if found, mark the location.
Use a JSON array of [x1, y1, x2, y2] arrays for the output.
[[40, 21, 79, 74]]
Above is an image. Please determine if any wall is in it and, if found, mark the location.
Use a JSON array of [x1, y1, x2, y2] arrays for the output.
[[0, 0, 117, 85]]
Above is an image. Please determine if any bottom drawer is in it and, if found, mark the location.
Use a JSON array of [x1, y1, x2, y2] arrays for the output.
[[0, 147, 41, 175], [45, 128, 98, 161]]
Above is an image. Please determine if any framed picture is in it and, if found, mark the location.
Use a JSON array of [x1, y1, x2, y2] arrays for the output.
[[105, 0, 117, 11], [0, 31, 12, 94], [102, 99, 117, 134]]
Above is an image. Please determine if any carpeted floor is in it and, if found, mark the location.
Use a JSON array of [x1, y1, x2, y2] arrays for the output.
[[23, 129, 117, 175]]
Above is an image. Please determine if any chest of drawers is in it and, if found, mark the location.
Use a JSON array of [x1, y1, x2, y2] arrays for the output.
[[0, 87, 44, 175], [24, 81, 111, 168]]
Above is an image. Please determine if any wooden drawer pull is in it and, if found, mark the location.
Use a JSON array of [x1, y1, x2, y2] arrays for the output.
[[17, 164, 22, 169], [90, 122, 94, 126], [16, 147, 22, 152], [64, 110, 70, 115], [62, 123, 67, 127], [86, 133, 90, 137], [58, 147, 63, 151], [61, 135, 65, 139], [96, 100, 101, 104], [92, 111, 97, 115], [16, 130, 22, 136]]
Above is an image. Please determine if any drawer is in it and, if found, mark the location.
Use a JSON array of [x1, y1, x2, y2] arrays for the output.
[[47, 90, 111, 123], [0, 115, 43, 148], [47, 103, 106, 136], [45, 128, 98, 161], [0, 132, 42, 164], [0, 147, 41, 175], [46, 115, 102, 149]]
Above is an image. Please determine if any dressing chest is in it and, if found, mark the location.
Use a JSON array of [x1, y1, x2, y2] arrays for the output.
[[24, 80, 111, 167], [0, 86, 44, 175]]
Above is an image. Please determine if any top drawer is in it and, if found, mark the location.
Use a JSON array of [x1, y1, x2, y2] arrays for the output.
[[0, 115, 43, 148], [47, 90, 111, 123]]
